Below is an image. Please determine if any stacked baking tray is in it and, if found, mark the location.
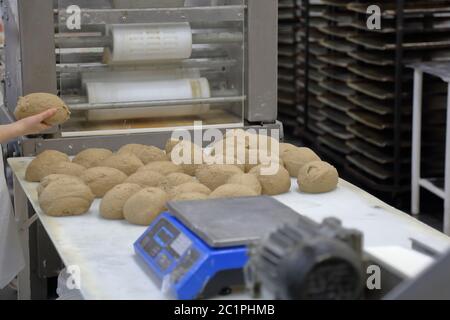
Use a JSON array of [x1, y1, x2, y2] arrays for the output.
[[298, 0, 328, 138], [278, 0, 301, 131], [301, 0, 450, 200]]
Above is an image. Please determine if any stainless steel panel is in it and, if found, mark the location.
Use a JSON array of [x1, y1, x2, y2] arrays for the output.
[[246, 0, 278, 123]]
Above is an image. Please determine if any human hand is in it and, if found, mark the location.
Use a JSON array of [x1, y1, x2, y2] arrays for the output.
[[13, 108, 58, 136]]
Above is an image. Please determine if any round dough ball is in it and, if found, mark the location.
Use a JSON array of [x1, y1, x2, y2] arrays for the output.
[[243, 149, 284, 173], [139, 161, 183, 176], [204, 154, 246, 172], [210, 184, 258, 199], [43, 162, 86, 179], [80, 167, 128, 198], [281, 147, 321, 177], [249, 164, 291, 196], [158, 173, 195, 192], [37, 174, 84, 196], [124, 188, 169, 226], [165, 138, 181, 155], [100, 183, 142, 220], [170, 141, 204, 176], [172, 192, 209, 202], [72, 148, 113, 169], [25, 150, 70, 182], [280, 143, 299, 157], [297, 161, 339, 194], [103, 153, 144, 175], [125, 171, 167, 188], [39, 181, 94, 217], [170, 182, 211, 198], [14, 93, 70, 125], [195, 164, 243, 191], [118, 144, 167, 164], [227, 173, 262, 195]]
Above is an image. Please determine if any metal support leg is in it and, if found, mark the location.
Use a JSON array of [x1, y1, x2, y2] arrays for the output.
[[444, 84, 450, 235], [14, 175, 30, 300], [411, 70, 423, 216]]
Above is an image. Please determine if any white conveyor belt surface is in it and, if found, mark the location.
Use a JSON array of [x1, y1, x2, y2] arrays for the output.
[[7, 158, 450, 300]]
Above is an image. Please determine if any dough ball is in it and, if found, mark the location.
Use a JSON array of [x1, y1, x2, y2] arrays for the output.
[[170, 141, 204, 176], [243, 149, 284, 173], [39, 180, 94, 217], [210, 184, 258, 199], [281, 147, 321, 177], [125, 171, 167, 188], [72, 148, 113, 169], [195, 164, 244, 191], [43, 162, 86, 179], [297, 161, 339, 194], [170, 182, 211, 198], [249, 164, 291, 196], [279, 143, 299, 157], [172, 192, 209, 202], [118, 144, 167, 164], [103, 153, 144, 175], [158, 173, 195, 192], [100, 183, 142, 220], [124, 188, 169, 226], [14, 93, 70, 125], [227, 173, 262, 195], [80, 167, 128, 198], [139, 161, 183, 176], [204, 154, 246, 172], [37, 174, 84, 196], [246, 133, 279, 151], [25, 150, 70, 182], [165, 138, 181, 155]]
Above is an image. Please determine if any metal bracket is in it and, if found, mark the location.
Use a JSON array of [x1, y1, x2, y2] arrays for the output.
[[21, 213, 38, 231]]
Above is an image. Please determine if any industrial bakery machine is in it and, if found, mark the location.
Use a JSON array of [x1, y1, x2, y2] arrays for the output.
[[0, 0, 279, 156]]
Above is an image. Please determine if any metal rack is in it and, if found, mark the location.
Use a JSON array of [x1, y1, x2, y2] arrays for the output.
[[298, 0, 450, 208], [278, 0, 303, 132]]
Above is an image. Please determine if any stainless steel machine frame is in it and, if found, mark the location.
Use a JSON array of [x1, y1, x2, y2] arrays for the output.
[[0, 0, 280, 156]]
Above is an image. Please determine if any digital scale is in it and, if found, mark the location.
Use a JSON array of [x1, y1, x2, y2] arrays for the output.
[[134, 197, 301, 300]]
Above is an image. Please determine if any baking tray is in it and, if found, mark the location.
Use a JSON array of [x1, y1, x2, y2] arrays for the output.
[[317, 53, 353, 68], [346, 154, 393, 180], [349, 16, 450, 34], [347, 34, 450, 51], [347, 1, 450, 17], [346, 80, 398, 100], [309, 80, 327, 96], [321, 10, 354, 26], [317, 93, 355, 113], [320, 38, 357, 54], [347, 124, 411, 148], [309, 55, 327, 70], [347, 94, 397, 115], [346, 139, 396, 165], [318, 120, 354, 140], [347, 63, 398, 82], [317, 25, 357, 38], [309, 69, 327, 82], [347, 110, 395, 131], [320, 107, 355, 126], [309, 42, 329, 56], [307, 120, 326, 136], [318, 134, 352, 155], [319, 80, 356, 97], [318, 66, 359, 82], [309, 107, 327, 122]]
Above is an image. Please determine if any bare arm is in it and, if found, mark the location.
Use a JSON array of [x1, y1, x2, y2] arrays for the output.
[[0, 109, 58, 144]]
